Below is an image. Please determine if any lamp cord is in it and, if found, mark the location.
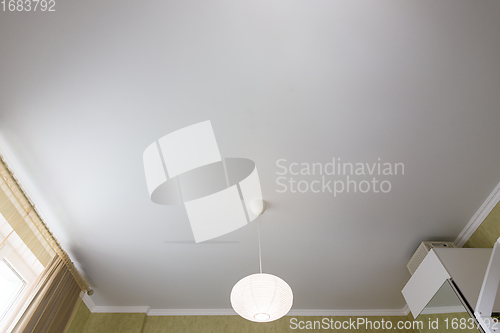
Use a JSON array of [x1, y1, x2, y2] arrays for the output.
[[258, 215, 262, 274]]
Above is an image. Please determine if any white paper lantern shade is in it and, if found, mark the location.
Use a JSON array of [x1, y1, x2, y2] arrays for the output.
[[230, 273, 293, 322]]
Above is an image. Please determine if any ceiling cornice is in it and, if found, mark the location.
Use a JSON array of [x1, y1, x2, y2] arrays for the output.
[[454, 180, 500, 247]]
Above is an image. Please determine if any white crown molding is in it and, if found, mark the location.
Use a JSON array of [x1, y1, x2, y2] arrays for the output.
[[287, 308, 408, 317], [79, 289, 410, 317], [93, 306, 151, 314], [147, 309, 236, 316], [420, 306, 464, 315], [455, 180, 500, 248], [80, 292, 96, 312], [84, 307, 408, 317], [402, 304, 410, 316]]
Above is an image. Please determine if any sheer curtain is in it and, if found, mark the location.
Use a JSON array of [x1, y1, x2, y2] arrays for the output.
[[0, 153, 89, 332], [10, 255, 81, 333]]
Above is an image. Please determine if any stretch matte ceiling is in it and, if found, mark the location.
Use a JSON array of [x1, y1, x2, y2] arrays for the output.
[[1, 0, 500, 311]]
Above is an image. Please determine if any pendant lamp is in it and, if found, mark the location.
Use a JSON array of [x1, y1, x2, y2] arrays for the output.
[[230, 200, 293, 322]]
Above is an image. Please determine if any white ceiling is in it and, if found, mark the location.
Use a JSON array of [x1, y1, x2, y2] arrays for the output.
[[1, 0, 500, 311]]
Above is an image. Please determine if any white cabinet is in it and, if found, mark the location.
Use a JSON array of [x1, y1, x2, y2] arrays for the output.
[[402, 239, 500, 333]]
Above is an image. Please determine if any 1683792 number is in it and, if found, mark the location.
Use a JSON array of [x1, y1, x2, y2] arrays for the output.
[[1, 0, 55, 11]]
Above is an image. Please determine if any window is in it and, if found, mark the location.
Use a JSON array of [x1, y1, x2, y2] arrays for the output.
[[0, 214, 43, 331], [0, 259, 26, 321], [0, 156, 87, 332]]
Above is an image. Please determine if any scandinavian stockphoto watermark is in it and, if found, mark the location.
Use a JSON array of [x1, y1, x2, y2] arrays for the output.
[[276, 158, 404, 196]]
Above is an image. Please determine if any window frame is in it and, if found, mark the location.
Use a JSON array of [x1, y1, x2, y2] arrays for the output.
[[0, 258, 27, 322]]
